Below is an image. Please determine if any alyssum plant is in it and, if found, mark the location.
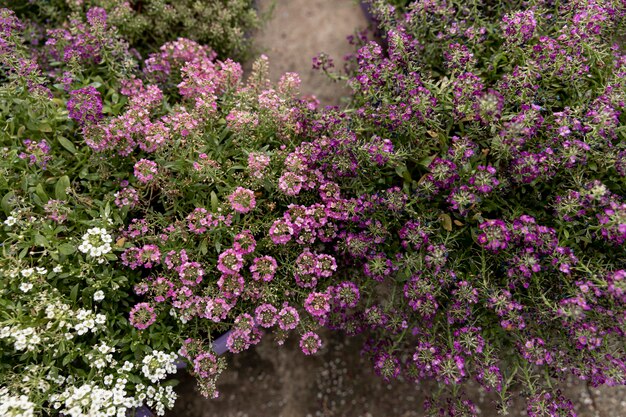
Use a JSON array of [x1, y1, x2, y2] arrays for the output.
[[304, 0, 626, 415], [1, 0, 626, 416]]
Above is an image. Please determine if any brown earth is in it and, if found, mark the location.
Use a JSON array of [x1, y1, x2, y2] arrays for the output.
[[247, 0, 367, 106], [166, 1, 626, 416], [167, 331, 626, 417]]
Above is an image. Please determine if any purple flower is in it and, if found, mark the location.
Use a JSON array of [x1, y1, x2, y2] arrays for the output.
[[18, 139, 51, 169], [67, 86, 103, 125], [134, 159, 158, 183], [299, 331, 322, 355], [228, 187, 256, 214], [477, 220, 511, 253], [129, 303, 157, 330]]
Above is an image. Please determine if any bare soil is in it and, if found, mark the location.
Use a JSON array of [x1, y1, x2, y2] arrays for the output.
[[248, 0, 366, 106], [166, 1, 626, 416]]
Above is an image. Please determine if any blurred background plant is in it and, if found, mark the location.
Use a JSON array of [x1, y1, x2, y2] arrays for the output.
[[3, 0, 261, 59]]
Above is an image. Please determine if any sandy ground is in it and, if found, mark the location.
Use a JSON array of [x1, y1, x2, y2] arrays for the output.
[[248, 0, 366, 106], [166, 332, 626, 417], [165, 1, 626, 416]]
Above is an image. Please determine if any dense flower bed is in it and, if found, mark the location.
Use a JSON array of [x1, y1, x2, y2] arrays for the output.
[[323, 0, 626, 414], [1, 1, 626, 417], [8, 0, 259, 59]]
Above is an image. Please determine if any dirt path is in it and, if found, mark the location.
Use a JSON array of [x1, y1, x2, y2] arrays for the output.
[[249, 0, 366, 106]]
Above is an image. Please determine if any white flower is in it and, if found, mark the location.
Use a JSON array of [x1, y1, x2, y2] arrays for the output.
[[78, 228, 113, 261], [53, 265, 63, 273], [0, 388, 36, 417], [20, 268, 34, 278], [120, 361, 133, 372], [3, 216, 17, 226], [141, 351, 178, 383], [19, 282, 34, 293], [95, 314, 106, 325], [93, 290, 105, 302]]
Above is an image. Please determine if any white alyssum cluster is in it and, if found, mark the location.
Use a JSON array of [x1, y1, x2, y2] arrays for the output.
[[141, 351, 178, 383], [0, 326, 41, 352], [17, 267, 46, 293], [46, 354, 179, 417], [0, 388, 35, 417], [139, 384, 178, 416], [78, 227, 112, 262], [50, 380, 142, 417], [86, 342, 117, 370], [72, 308, 106, 336]]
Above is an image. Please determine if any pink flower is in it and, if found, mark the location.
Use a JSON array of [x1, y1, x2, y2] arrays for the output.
[[233, 230, 257, 254], [278, 171, 305, 196], [217, 249, 244, 275], [250, 256, 278, 282], [114, 186, 139, 208], [228, 187, 256, 213], [193, 352, 220, 378], [138, 244, 161, 268], [217, 273, 245, 298], [277, 305, 300, 331], [304, 292, 331, 318], [255, 303, 278, 328], [247, 152, 271, 178], [134, 159, 158, 183], [129, 302, 157, 330], [269, 219, 293, 245], [178, 261, 204, 286], [299, 331, 322, 355], [202, 297, 233, 322]]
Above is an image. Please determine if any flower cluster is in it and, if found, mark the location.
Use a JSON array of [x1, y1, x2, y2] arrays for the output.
[[3, 0, 626, 415], [77, 228, 113, 262]]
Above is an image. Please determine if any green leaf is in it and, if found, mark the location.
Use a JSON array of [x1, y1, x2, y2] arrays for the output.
[[57, 136, 77, 155], [1, 191, 14, 214], [70, 284, 79, 302], [58, 243, 76, 255], [199, 239, 208, 255], [211, 191, 218, 212], [55, 175, 70, 200], [35, 183, 49, 204], [34, 234, 48, 246], [439, 213, 453, 232]]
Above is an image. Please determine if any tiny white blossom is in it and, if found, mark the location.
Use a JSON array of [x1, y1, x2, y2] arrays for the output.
[[19, 282, 33, 293], [93, 290, 105, 302], [3, 216, 17, 226]]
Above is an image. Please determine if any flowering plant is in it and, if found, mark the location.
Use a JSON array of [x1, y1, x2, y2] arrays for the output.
[[303, 0, 626, 414], [0, 9, 184, 416], [9, 0, 260, 59], [2, 0, 626, 416]]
